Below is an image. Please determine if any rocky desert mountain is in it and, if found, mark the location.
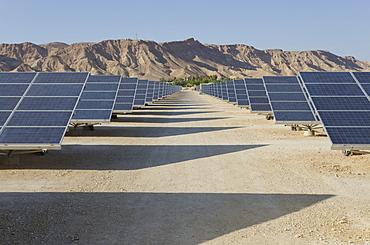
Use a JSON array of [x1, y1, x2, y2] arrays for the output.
[[1, 38, 370, 80]]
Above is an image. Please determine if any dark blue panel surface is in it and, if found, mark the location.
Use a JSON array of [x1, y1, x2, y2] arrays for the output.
[[7, 111, 71, 126], [18, 97, 78, 110], [268, 93, 307, 101], [76, 100, 114, 110], [305, 84, 364, 96], [84, 83, 119, 91], [0, 84, 29, 96], [115, 97, 134, 103], [250, 104, 271, 112], [263, 76, 298, 84], [248, 91, 267, 96], [326, 127, 370, 145], [352, 72, 370, 84], [80, 92, 117, 100], [237, 100, 249, 106], [72, 110, 112, 120], [0, 127, 66, 144], [234, 79, 245, 85], [299, 72, 355, 84], [34, 72, 89, 83], [120, 77, 138, 84], [229, 97, 237, 103], [0, 97, 22, 110], [246, 84, 265, 91], [114, 104, 133, 111], [0, 111, 12, 126], [117, 90, 135, 96], [273, 111, 317, 122], [271, 102, 312, 111], [134, 99, 146, 106], [0, 73, 36, 83], [359, 84, 370, 95], [244, 79, 263, 84], [236, 94, 248, 100], [87, 75, 121, 83], [319, 111, 370, 127], [264, 84, 302, 92], [26, 84, 83, 96], [250, 97, 269, 103], [311, 97, 370, 111], [119, 83, 137, 90], [134, 94, 146, 100]]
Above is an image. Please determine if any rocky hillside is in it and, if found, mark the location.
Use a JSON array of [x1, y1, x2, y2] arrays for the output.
[[1, 38, 369, 80]]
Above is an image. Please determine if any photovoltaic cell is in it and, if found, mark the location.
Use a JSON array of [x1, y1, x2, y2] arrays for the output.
[[325, 128, 370, 145], [18, 97, 78, 111], [26, 84, 83, 96], [0, 85, 29, 96], [299, 72, 356, 83], [0, 112, 12, 126], [0, 127, 66, 144], [273, 111, 317, 122], [72, 110, 112, 120], [318, 111, 370, 127], [304, 84, 364, 96], [0, 72, 36, 83], [351, 72, 370, 84], [7, 112, 71, 127], [34, 72, 89, 83], [271, 102, 312, 111], [0, 97, 24, 110], [76, 100, 115, 110], [311, 97, 370, 111], [80, 92, 117, 100]]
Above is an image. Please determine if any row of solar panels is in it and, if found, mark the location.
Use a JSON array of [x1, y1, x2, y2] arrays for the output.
[[200, 72, 370, 152], [0, 72, 182, 153]]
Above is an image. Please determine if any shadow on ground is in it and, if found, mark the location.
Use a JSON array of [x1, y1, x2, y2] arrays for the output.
[[0, 192, 334, 244], [66, 126, 241, 138], [112, 117, 230, 124], [2, 144, 267, 170]]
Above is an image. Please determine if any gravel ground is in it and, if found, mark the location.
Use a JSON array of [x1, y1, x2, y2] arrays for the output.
[[0, 90, 369, 245]]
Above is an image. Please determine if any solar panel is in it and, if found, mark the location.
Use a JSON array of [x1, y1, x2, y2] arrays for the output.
[[146, 81, 155, 103], [262, 76, 318, 124], [245, 78, 272, 113], [0, 72, 89, 150], [234, 79, 248, 107], [226, 80, 237, 103], [299, 71, 370, 150], [113, 77, 138, 113]]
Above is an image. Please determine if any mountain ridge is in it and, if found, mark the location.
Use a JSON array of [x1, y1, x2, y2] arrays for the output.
[[1, 38, 369, 80]]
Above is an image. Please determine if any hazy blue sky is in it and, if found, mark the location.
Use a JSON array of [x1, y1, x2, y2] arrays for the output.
[[2, 0, 370, 61]]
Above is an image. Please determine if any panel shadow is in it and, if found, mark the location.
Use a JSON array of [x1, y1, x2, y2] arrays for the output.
[[66, 126, 241, 138], [130, 111, 219, 116], [6, 144, 267, 170], [113, 117, 230, 124], [0, 192, 334, 244]]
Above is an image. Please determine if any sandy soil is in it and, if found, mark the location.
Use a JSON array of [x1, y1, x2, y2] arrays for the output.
[[0, 90, 369, 245]]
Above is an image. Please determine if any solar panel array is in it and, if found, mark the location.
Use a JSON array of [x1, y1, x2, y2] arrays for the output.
[[113, 78, 139, 113], [299, 71, 370, 150], [134, 79, 149, 107], [234, 79, 249, 107], [262, 76, 319, 124], [245, 78, 272, 113], [72, 75, 121, 124], [0, 72, 88, 150], [226, 80, 237, 103], [0, 72, 181, 157]]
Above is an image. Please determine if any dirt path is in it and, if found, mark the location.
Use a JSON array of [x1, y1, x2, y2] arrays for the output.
[[0, 90, 369, 244]]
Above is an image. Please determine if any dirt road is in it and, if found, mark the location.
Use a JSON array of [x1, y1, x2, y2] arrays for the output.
[[0, 90, 369, 244]]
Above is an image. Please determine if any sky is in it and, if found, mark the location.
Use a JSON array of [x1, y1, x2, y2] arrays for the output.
[[1, 0, 370, 61]]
